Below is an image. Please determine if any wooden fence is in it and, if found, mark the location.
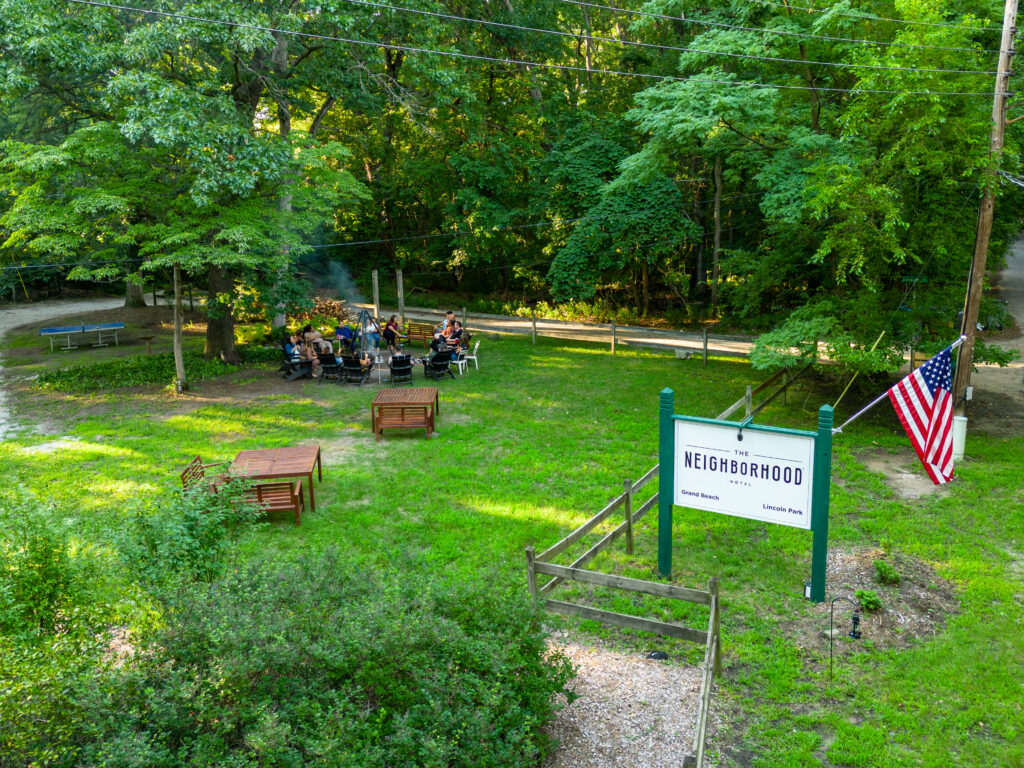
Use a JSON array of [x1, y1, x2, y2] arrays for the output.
[[525, 465, 722, 768]]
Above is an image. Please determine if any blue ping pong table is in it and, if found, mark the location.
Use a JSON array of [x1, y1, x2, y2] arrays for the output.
[[40, 322, 125, 351]]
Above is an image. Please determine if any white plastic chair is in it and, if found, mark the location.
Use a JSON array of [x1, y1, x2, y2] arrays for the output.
[[464, 340, 480, 370], [452, 348, 468, 375]]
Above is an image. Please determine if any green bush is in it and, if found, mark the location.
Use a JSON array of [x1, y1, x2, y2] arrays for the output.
[[118, 477, 263, 588], [75, 553, 574, 768], [0, 491, 76, 637], [35, 345, 278, 392], [873, 559, 901, 586], [855, 589, 883, 612]]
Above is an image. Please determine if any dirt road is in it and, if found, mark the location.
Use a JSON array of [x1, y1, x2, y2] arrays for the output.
[[0, 297, 123, 438]]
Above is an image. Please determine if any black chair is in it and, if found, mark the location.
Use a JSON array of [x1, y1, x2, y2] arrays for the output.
[[424, 350, 455, 381], [341, 355, 373, 385], [280, 351, 313, 381], [389, 354, 414, 385], [317, 352, 342, 384]]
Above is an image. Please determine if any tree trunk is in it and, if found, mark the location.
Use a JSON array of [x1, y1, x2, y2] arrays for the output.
[[205, 264, 240, 364], [641, 261, 650, 317], [173, 262, 188, 390], [124, 275, 146, 307], [712, 156, 723, 314]]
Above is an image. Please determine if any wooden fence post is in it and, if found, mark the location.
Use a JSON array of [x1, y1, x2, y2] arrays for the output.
[[525, 546, 538, 605], [703, 326, 709, 366], [709, 577, 721, 677], [187, 282, 194, 312], [623, 479, 634, 554], [611, 321, 617, 355], [744, 385, 752, 417], [396, 269, 405, 324], [372, 269, 380, 319], [531, 311, 537, 344], [462, 306, 467, 327]]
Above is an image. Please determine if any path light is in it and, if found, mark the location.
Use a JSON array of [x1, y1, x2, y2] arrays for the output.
[[829, 596, 863, 682], [849, 613, 862, 640]]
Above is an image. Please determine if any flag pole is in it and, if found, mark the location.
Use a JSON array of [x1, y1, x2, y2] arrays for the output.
[[832, 336, 966, 435]]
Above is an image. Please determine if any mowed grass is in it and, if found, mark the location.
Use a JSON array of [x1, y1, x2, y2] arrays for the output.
[[2, 331, 1022, 767]]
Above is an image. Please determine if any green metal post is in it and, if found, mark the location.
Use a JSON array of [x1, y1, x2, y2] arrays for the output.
[[810, 404, 834, 602], [658, 388, 675, 578]]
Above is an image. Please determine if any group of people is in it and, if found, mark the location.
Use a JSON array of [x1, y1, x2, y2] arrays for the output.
[[283, 311, 469, 377]]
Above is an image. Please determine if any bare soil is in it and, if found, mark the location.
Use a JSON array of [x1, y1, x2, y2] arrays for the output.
[[783, 546, 959, 655]]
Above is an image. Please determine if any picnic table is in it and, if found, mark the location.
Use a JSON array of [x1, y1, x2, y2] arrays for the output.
[[40, 322, 125, 351], [371, 387, 439, 439], [230, 445, 323, 510]]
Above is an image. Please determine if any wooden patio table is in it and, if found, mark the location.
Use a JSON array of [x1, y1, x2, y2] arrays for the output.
[[371, 387, 439, 434], [230, 445, 323, 510]]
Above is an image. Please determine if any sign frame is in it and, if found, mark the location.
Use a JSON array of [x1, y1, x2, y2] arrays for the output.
[[658, 388, 833, 602]]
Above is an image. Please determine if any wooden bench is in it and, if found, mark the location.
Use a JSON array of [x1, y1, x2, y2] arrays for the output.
[[180, 456, 228, 489], [405, 321, 435, 347], [246, 480, 305, 525], [375, 404, 433, 440]]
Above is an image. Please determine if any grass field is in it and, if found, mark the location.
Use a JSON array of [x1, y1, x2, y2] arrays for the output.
[[2, 323, 1022, 767]]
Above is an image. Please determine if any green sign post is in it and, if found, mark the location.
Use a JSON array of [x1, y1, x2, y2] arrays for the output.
[[657, 388, 834, 602]]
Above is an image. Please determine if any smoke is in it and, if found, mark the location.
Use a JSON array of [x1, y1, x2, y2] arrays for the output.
[[297, 249, 365, 309]]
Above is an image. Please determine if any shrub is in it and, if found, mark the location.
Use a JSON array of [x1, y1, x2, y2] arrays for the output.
[[855, 589, 883, 612], [77, 553, 574, 768], [873, 559, 901, 586], [0, 490, 76, 637], [118, 477, 263, 588], [35, 345, 277, 392]]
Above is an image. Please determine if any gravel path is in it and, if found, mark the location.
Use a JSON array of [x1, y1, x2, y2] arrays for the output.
[[544, 643, 703, 768], [0, 297, 122, 438]]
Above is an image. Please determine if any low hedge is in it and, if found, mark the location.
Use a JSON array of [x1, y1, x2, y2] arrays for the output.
[[35, 345, 281, 392], [57, 554, 573, 767]]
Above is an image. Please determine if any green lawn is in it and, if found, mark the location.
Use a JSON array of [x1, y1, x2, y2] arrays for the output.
[[2, 330, 1022, 767]]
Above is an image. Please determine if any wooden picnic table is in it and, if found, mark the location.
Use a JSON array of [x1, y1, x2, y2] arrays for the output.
[[371, 387, 439, 435], [230, 445, 323, 510]]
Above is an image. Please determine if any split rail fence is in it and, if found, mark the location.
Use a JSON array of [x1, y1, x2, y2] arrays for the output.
[[525, 464, 722, 767]]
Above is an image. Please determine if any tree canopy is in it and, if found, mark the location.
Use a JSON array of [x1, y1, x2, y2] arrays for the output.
[[2, 0, 1021, 370]]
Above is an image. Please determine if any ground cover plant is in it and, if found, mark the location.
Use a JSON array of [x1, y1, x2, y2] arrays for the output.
[[0, 327, 1022, 767]]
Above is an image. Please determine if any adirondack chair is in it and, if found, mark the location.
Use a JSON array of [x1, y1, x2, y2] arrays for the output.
[[341, 355, 373, 385], [424, 350, 455, 381], [317, 352, 342, 384], [389, 354, 414, 385]]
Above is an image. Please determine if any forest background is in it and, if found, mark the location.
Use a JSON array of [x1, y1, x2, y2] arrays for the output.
[[2, 0, 1023, 373]]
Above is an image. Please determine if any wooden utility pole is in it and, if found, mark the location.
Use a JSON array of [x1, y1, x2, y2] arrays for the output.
[[953, 0, 1018, 415]]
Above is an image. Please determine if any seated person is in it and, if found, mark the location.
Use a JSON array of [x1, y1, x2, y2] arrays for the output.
[[429, 332, 445, 353], [364, 317, 381, 350], [284, 334, 303, 362], [315, 336, 334, 356], [335, 320, 356, 351], [383, 315, 402, 350], [447, 321, 465, 347]]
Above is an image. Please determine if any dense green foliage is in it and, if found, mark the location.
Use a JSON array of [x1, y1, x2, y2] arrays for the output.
[[35, 345, 280, 391], [2, 0, 1021, 370]]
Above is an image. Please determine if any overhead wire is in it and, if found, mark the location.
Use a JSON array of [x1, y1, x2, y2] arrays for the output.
[[344, 0, 1000, 75], [748, 0, 1002, 33], [65, 0, 1005, 97], [558, 0, 1002, 55]]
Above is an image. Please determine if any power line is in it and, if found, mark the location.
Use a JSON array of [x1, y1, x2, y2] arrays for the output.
[[559, 0, 1002, 55], [346, 0, 999, 75], [748, 0, 1003, 33], [65, 1, 1005, 97]]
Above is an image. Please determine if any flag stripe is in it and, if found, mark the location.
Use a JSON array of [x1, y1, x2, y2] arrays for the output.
[[888, 347, 955, 485]]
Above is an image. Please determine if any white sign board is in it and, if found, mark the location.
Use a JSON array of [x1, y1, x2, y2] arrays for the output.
[[674, 420, 815, 529]]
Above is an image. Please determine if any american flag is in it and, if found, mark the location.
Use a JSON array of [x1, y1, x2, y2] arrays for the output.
[[888, 346, 955, 484]]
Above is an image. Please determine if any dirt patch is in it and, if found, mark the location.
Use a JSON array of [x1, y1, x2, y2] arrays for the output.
[[858, 450, 952, 500], [319, 433, 365, 464], [782, 546, 959, 654]]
